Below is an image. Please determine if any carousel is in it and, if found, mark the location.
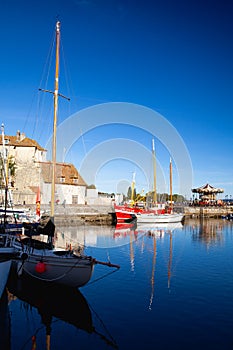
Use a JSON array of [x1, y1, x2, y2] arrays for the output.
[[192, 183, 224, 204]]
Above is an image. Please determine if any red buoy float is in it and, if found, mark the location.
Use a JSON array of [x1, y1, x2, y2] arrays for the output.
[[35, 261, 46, 273]]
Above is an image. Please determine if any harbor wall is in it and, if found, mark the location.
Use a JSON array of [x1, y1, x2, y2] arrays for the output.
[[14, 203, 233, 223], [184, 206, 233, 218], [23, 204, 116, 225]]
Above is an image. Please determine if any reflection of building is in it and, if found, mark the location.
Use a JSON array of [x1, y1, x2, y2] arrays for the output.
[[192, 183, 224, 202], [188, 218, 224, 245], [199, 218, 224, 245]]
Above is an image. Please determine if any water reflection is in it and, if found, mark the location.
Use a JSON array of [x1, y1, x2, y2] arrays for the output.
[[54, 222, 183, 252], [56, 221, 139, 249], [0, 289, 10, 349], [6, 265, 92, 349], [2, 220, 233, 349], [5, 265, 118, 349], [148, 234, 156, 310], [185, 218, 225, 245], [146, 228, 179, 310], [131, 223, 184, 311]]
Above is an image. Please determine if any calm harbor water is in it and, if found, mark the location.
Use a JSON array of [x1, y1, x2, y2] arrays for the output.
[[1, 218, 233, 350]]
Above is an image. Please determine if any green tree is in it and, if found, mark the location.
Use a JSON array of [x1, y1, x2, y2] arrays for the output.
[[87, 184, 96, 189], [0, 155, 16, 188]]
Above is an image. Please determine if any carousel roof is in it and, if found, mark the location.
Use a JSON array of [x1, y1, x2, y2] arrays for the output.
[[192, 183, 224, 194]]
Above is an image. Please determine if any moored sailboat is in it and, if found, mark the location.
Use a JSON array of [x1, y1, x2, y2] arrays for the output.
[[137, 157, 184, 224], [136, 211, 184, 223], [0, 124, 31, 297], [12, 21, 119, 287], [115, 140, 184, 223], [114, 208, 137, 223]]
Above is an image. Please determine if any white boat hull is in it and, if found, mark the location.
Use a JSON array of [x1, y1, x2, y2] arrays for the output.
[[136, 213, 184, 223], [17, 252, 94, 288]]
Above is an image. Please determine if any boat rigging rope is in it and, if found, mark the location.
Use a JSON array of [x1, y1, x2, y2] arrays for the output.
[[85, 267, 119, 286], [34, 27, 56, 142], [88, 302, 118, 349]]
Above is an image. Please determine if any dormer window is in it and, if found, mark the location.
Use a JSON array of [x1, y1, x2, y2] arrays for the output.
[[5, 138, 9, 144], [60, 176, 65, 183], [73, 178, 78, 184]]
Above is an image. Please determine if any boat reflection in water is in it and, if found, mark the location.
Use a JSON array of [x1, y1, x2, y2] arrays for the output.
[[0, 289, 10, 350], [137, 221, 183, 239], [56, 221, 139, 249], [136, 221, 184, 311], [6, 265, 118, 349]]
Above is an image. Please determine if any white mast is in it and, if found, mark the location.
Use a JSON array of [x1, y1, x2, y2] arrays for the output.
[[169, 157, 173, 212], [152, 139, 157, 204]]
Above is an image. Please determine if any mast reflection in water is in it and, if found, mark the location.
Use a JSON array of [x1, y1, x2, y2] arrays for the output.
[[5, 264, 118, 349], [1, 218, 233, 350]]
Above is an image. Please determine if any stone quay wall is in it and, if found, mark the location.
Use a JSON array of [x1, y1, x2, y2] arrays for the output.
[[184, 206, 233, 218], [24, 204, 116, 226]]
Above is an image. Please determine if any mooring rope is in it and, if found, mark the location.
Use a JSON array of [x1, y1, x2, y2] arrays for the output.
[[85, 267, 119, 286], [88, 302, 118, 349]]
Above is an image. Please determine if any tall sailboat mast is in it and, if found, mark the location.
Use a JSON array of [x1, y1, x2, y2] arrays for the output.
[[152, 139, 157, 204], [169, 157, 173, 212], [130, 172, 136, 206], [51, 20, 61, 223], [39, 21, 69, 222], [1, 124, 8, 224]]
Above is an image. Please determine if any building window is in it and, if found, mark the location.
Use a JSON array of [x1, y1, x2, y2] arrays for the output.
[[60, 177, 65, 183], [73, 178, 78, 184], [72, 195, 78, 204]]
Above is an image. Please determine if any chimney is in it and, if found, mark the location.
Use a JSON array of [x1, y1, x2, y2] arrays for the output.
[[16, 131, 26, 141], [16, 130, 20, 141], [20, 132, 26, 141]]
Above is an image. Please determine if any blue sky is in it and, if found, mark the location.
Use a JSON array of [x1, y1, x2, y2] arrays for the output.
[[0, 0, 233, 199]]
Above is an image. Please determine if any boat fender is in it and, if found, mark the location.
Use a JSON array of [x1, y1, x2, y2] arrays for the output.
[[35, 261, 46, 273]]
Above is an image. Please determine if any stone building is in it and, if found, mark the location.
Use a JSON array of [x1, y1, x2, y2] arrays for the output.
[[0, 130, 87, 205], [39, 161, 87, 205]]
